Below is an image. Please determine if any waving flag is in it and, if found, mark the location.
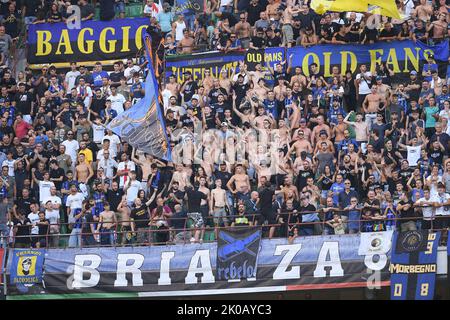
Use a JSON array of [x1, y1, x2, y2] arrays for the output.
[[107, 32, 172, 161], [310, 0, 401, 18]]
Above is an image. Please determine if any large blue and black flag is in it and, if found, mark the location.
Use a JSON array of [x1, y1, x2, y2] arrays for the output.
[[107, 33, 171, 161], [390, 230, 440, 300], [216, 227, 262, 281]]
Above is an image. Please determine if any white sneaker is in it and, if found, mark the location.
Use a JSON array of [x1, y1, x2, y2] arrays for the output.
[[190, 237, 196, 243]]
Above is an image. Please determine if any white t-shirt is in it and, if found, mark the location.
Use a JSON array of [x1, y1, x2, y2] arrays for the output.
[[435, 192, 450, 216], [407, 146, 421, 167], [45, 209, 59, 225], [66, 192, 85, 210], [65, 70, 81, 91], [356, 72, 372, 95], [109, 93, 127, 115], [416, 197, 435, 220], [124, 65, 141, 84], [43, 195, 62, 208], [102, 135, 121, 156], [92, 124, 105, 144], [97, 148, 117, 162], [39, 181, 55, 203], [126, 180, 141, 203], [97, 158, 118, 179], [28, 212, 40, 235], [2, 159, 14, 176], [62, 139, 80, 164], [117, 161, 136, 187]]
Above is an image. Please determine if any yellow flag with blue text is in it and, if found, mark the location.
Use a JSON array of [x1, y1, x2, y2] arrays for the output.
[[310, 0, 401, 19]]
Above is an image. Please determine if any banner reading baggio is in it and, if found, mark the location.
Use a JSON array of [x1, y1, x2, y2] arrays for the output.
[[287, 40, 449, 79], [6, 233, 393, 299], [27, 18, 149, 65]]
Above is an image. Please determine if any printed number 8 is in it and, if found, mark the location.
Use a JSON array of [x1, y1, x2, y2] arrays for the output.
[[394, 284, 402, 296], [420, 283, 429, 296]]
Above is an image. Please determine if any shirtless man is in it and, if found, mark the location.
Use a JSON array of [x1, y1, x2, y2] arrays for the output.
[[226, 164, 251, 196], [266, 0, 280, 20], [313, 131, 335, 155], [248, 63, 270, 90], [117, 197, 132, 245], [287, 129, 312, 158], [251, 78, 270, 100], [290, 66, 307, 87], [282, 176, 299, 201], [75, 154, 93, 185], [311, 115, 331, 146], [273, 78, 288, 102], [413, 0, 433, 22], [292, 118, 312, 142], [169, 164, 190, 192], [375, 77, 391, 103], [344, 111, 369, 146], [427, 12, 448, 40], [166, 75, 180, 98], [253, 105, 274, 129], [96, 202, 117, 245], [332, 114, 348, 146], [210, 178, 228, 225], [233, 99, 255, 124], [219, 69, 233, 94], [234, 13, 252, 49], [178, 29, 195, 54], [201, 69, 215, 95], [362, 86, 383, 130], [280, 5, 300, 47], [132, 149, 165, 191], [274, 118, 291, 149]]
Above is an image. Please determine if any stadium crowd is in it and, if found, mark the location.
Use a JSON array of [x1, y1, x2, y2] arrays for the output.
[[0, 0, 449, 249]]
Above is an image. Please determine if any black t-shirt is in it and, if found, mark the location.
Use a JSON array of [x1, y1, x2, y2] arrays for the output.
[[109, 71, 124, 84], [296, 169, 313, 191], [266, 35, 282, 47], [209, 87, 228, 105], [259, 186, 275, 213], [14, 92, 33, 115], [106, 188, 124, 212], [50, 167, 65, 190], [250, 36, 266, 49], [81, 212, 95, 234], [15, 196, 33, 215], [38, 219, 50, 236], [181, 81, 198, 102], [399, 200, 415, 219], [90, 97, 106, 118], [180, 114, 194, 129], [131, 204, 149, 229], [379, 28, 397, 38], [232, 83, 249, 105], [165, 117, 178, 130], [13, 217, 31, 240], [186, 188, 207, 213], [429, 147, 444, 165], [214, 170, 232, 186]]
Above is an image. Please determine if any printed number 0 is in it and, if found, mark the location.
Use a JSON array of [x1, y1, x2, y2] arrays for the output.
[[394, 284, 402, 296], [421, 283, 429, 296]]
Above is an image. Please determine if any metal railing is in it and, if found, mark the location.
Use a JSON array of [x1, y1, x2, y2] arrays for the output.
[[1, 207, 448, 249]]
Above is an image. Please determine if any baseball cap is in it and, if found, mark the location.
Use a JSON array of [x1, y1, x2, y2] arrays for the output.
[[221, 122, 228, 127], [319, 129, 328, 136], [300, 118, 306, 123], [163, 2, 170, 8], [191, 94, 200, 101], [410, 70, 417, 75], [376, 76, 382, 81], [183, 70, 192, 75]]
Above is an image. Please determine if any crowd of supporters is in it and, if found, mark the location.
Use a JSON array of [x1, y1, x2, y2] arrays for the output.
[[0, 0, 449, 248]]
